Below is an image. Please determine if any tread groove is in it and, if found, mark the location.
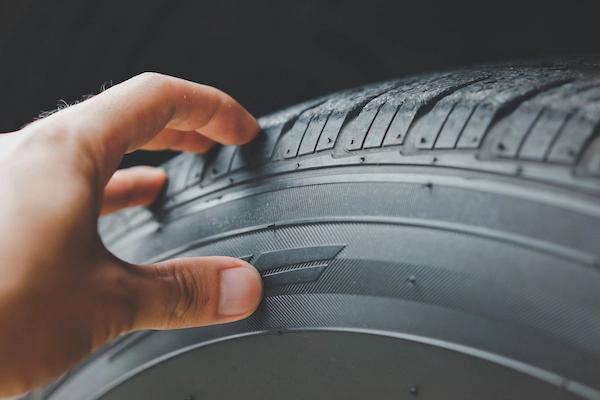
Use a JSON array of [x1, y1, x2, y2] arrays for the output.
[[402, 75, 491, 146], [448, 104, 477, 149], [269, 99, 331, 160], [368, 104, 401, 148], [515, 108, 545, 156], [431, 103, 457, 149], [518, 110, 570, 161], [360, 106, 381, 150], [312, 111, 333, 154], [543, 113, 574, 161], [516, 108, 546, 158], [476, 77, 577, 149], [575, 125, 600, 165]]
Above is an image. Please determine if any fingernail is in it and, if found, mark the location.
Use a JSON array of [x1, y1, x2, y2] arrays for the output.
[[219, 267, 261, 316]]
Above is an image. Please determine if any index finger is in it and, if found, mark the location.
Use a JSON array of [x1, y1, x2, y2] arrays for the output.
[[32, 73, 259, 185]]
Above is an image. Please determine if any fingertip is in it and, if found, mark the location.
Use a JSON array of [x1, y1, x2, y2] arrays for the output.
[[126, 256, 263, 331], [144, 167, 168, 191], [238, 111, 261, 145], [218, 264, 263, 317], [209, 97, 260, 146]]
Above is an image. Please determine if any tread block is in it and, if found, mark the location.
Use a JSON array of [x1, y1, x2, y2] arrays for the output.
[[346, 106, 380, 151], [316, 111, 346, 151], [380, 73, 491, 148], [164, 157, 189, 195], [415, 103, 456, 149], [411, 78, 494, 150], [204, 145, 237, 181], [229, 143, 252, 172], [277, 116, 311, 159], [265, 82, 402, 156], [455, 103, 497, 148], [492, 107, 543, 159], [435, 103, 476, 149], [298, 113, 330, 155], [255, 125, 285, 162], [548, 113, 598, 164], [183, 154, 207, 186], [584, 136, 600, 177], [363, 103, 399, 149], [382, 103, 415, 146], [519, 109, 569, 161], [456, 72, 573, 149], [486, 78, 600, 162]]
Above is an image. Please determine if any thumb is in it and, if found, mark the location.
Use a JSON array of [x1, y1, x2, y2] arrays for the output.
[[122, 256, 263, 331]]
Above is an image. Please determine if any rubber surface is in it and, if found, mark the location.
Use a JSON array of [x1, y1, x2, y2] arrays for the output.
[[29, 58, 600, 400]]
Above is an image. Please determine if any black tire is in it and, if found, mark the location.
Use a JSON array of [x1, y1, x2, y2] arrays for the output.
[[32, 58, 600, 400]]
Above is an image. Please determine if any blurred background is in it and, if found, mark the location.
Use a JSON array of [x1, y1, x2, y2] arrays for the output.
[[1, 0, 599, 167]]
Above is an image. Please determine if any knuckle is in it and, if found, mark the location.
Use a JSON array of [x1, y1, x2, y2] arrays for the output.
[[133, 72, 172, 97], [133, 72, 177, 118], [136, 71, 166, 84]]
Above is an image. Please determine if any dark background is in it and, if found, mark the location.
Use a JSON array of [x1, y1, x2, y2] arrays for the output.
[[1, 0, 599, 167]]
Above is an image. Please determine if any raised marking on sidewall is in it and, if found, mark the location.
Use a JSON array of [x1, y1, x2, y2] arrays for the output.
[[253, 245, 346, 271]]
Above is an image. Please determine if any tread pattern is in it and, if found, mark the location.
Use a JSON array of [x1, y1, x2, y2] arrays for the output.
[[274, 80, 401, 160], [343, 71, 491, 151], [413, 70, 574, 150], [490, 78, 600, 163], [99, 59, 600, 237]]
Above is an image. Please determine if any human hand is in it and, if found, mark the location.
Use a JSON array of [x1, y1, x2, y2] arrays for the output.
[[0, 73, 263, 397]]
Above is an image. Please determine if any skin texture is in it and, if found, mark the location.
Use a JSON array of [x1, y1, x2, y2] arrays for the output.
[[0, 73, 264, 397]]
